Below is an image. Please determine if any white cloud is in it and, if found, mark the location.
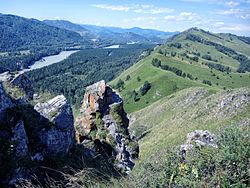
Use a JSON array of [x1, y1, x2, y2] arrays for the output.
[[92, 4, 174, 14], [218, 24, 250, 32], [164, 12, 200, 21], [150, 7, 174, 14], [164, 15, 176, 21], [225, 1, 240, 7], [92, 4, 130, 12], [220, 8, 242, 14], [217, 8, 250, 19]]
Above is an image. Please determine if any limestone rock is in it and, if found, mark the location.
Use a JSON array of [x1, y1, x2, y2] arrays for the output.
[[35, 95, 74, 130], [180, 130, 217, 162], [217, 90, 250, 118], [77, 80, 139, 174], [34, 95, 75, 155], [12, 121, 29, 157]]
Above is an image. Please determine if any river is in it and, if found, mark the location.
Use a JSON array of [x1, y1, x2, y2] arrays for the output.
[[27, 50, 79, 71]]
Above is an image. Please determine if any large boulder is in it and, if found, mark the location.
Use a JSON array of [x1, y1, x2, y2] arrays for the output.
[[76, 80, 139, 174], [34, 95, 75, 155]]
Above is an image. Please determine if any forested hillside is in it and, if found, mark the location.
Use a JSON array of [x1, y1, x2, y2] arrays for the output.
[[0, 14, 86, 72], [26, 44, 154, 108]]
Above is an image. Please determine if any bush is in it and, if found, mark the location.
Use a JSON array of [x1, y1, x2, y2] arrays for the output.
[[152, 58, 161, 67], [202, 80, 212, 86], [115, 79, 125, 90], [140, 81, 151, 96], [202, 54, 212, 61], [125, 75, 131, 81]]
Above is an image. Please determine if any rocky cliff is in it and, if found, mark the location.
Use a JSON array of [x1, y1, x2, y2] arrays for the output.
[[0, 78, 75, 185], [76, 80, 139, 174], [0, 78, 139, 185]]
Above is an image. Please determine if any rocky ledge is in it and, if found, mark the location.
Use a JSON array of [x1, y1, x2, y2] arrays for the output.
[[76, 80, 139, 174]]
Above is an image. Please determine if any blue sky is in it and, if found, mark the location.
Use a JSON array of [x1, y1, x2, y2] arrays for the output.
[[0, 0, 250, 36]]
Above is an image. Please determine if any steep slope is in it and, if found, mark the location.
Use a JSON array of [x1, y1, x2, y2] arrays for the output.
[[110, 28, 250, 113], [120, 86, 250, 187]]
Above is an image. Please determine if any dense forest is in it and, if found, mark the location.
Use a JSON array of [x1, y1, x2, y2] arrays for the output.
[[26, 44, 154, 107]]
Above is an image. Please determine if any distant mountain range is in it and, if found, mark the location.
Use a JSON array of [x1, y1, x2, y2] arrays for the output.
[[0, 13, 178, 72], [43, 19, 178, 44]]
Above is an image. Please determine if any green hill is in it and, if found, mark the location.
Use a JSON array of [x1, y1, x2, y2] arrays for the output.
[[110, 28, 250, 113], [117, 86, 250, 187]]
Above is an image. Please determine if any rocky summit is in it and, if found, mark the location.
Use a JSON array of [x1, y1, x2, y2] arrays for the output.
[[76, 80, 139, 173]]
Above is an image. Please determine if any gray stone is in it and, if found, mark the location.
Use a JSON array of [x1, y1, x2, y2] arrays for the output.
[[12, 121, 29, 157], [35, 95, 75, 155], [180, 130, 217, 161], [35, 95, 74, 130]]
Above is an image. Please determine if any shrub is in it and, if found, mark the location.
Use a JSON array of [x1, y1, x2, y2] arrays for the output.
[[140, 81, 151, 96], [202, 80, 212, 86], [125, 75, 131, 81], [152, 58, 161, 67], [115, 79, 125, 90], [137, 76, 141, 82]]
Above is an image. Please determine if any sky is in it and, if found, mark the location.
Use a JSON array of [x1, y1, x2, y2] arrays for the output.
[[0, 0, 250, 36]]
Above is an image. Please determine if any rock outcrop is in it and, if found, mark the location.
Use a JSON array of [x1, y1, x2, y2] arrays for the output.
[[76, 80, 139, 174], [180, 130, 217, 162], [0, 82, 76, 185], [34, 95, 75, 155]]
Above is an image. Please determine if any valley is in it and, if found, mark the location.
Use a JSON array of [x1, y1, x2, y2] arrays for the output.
[[0, 7, 249, 188]]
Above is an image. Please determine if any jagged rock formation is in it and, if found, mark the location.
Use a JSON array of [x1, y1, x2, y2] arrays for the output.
[[34, 95, 75, 155], [76, 80, 139, 173], [180, 130, 217, 162]]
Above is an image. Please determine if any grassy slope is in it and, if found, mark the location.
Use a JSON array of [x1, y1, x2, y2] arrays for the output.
[[110, 54, 205, 113], [118, 87, 250, 187], [110, 29, 250, 113]]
